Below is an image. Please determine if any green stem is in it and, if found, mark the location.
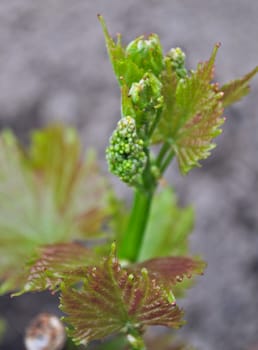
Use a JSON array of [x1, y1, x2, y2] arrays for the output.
[[160, 149, 175, 174], [128, 337, 146, 350], [148, 108, 163, 138], [118, 189, 153, 262], [156, 142, 170, 167], [126, 329, 146, 350]]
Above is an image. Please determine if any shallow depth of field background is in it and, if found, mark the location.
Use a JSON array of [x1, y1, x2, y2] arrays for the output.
[[0, 1, 258, 350]]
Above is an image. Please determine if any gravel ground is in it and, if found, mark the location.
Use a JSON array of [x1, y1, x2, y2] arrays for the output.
[[0, 1, 257, 349]]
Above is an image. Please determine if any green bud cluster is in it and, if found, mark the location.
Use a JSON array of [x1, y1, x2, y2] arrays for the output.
[[126, 34, 164, 77], [129, 72, 164, 113], [106, 116, 147, 186], [166, 47, 187, 79]]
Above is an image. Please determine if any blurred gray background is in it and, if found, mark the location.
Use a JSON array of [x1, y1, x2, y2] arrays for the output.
[[0, 1, 257, 350]]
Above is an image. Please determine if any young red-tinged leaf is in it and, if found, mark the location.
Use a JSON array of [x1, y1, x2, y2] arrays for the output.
[[172, 44, 225, 174], [60, 245, 184, 346], [221, 66, 258, 108], [133, 256, 206, 289], [0, 125, 112, 294], [18, 243, 94, 294], [153, 44, 225, 174]]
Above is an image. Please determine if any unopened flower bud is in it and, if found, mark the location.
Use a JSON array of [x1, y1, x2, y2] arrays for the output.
[[126, 34, 164, 77], [129, 72, 163, 113], [166, 47, 187, 79]]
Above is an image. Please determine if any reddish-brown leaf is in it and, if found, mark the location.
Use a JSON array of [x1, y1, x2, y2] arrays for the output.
[[133, 256, 206, 287], [17, 242, 94, 294], [60, 245, 184, 346]]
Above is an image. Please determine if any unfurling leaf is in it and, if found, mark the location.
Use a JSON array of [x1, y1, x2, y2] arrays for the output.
[[98, 15, 144, 87], [221, 66, 258, 107], [0, 125, 112, 294], [60, 245, 184, 346], [153, 44, 225, 174]]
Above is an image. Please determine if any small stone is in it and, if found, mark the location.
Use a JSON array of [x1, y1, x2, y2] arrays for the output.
[[24, 313, 66, 350]]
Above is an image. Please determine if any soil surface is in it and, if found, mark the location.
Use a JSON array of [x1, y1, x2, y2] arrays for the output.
[[0, 1, 258, 350]]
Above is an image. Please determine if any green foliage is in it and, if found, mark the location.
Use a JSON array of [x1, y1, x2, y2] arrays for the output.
[[98, 15, 145, 87], [0, 125, 112, 294], [138, 187, 194, 261]]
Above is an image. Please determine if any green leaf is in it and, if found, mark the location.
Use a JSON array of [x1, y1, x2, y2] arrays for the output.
[[98, 15, 144, 87], [0, 125, 112, 294], [153, 44, 225, 174], [138, 187, 194, 261], [29, 126, 111, 238], [221, 66, 258, 107], [60, 244, 184, 346]]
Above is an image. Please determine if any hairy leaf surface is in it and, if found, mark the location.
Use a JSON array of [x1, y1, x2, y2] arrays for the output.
[[60, 245, 184, 345], [153, 44, 225, 174], [19, 243, 94, 294], [134, 256, 206, 289]]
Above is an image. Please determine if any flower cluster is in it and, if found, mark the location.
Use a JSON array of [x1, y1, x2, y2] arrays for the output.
[[166, 47, 187, 79], [106, 116, 147, 186]]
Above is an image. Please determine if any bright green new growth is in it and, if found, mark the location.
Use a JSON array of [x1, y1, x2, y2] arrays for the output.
[[125, 34, 164, 77], [129, 72, 163, 117], [99, 16, 225, 182], [100, 15, 257, 181]]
